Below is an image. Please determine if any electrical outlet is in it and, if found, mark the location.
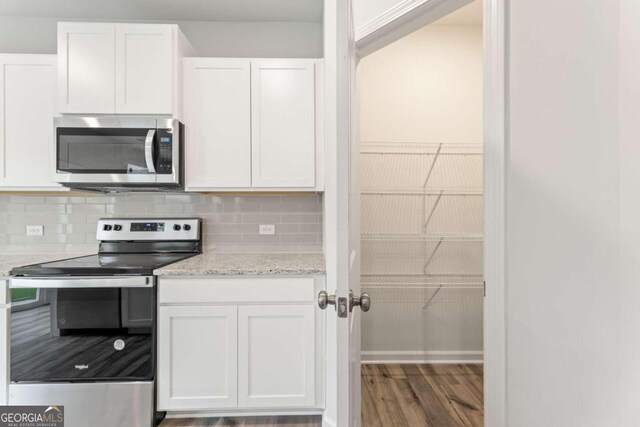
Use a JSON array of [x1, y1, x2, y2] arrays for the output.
[[26, 225, 44, 236], [259, 224, 276, 235]]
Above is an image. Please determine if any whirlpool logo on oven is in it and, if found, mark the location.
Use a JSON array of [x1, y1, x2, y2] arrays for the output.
[[74, 364, 89, 370], [0, 405, 64, 427]]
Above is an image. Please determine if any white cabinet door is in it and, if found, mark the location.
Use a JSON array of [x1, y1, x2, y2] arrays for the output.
[[238, 305, 315, 408], [0, 55, 63, 190], [115, 24, 174, 114], [251, 60, 316, 188], [158, 306, 238, 410], [57, 22, 115, 114], [184, 58, 251, 189]]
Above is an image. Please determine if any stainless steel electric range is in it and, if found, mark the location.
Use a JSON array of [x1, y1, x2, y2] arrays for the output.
[[9, 217, 202, 427]]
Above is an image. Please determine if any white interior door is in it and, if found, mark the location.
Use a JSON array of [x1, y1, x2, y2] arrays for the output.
[[324, 0, 363, 426]]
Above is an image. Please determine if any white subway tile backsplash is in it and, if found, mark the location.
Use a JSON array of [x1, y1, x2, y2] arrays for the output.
[[67, 204, 107, 213], [242, 214, 281, 224], [146, 204, 184, 214], [223, 203, 261, 213], [222, 223, 259, 233], [183, 203, 225, 214], [261, 203, 300, 213], [281, 213, 321, 223], [0, 193, 322, 254], [280, 233, 320, 243], [275, 224, 300, 233], [10, 196, 45, 204], [299, 223, 322, 233], [25, 204, 66, 213], [45, 196, 85, 204], [0, 204, 25, 213], [241, 234, 279, 243]]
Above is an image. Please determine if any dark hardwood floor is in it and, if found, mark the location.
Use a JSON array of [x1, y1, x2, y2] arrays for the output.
[[160, 364, 483, 427]]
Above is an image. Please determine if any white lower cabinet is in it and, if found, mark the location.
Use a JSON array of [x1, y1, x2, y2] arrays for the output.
[[157, 277, 322, 413], [158, 305, 238, 410], [238, 305, 315, 408]]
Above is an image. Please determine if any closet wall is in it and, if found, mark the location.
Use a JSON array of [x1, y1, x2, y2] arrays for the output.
[[359, 16, 483, 362]]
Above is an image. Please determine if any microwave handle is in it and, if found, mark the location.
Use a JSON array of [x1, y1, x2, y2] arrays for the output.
[[144, 129, 156, 174]]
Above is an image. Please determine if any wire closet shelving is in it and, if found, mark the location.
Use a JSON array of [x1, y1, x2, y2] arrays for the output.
[[360, 141, 484, 303]]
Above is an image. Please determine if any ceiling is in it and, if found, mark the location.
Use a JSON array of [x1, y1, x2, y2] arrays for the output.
[[0, 0, 323, 22], [434, 0, 482, 26]]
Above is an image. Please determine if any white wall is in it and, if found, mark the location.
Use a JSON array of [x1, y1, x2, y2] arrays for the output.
[[0, 17, 323, 57], [506, 1, 622, 426], [619, 0, 640, 425], [353, 0, 402, 31], [359, 24, 482, 143]]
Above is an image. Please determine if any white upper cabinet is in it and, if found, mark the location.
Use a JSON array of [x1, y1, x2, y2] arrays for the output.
[[184, 58, 251, 189], [58, 22, 190, 116], [251, 60, 317, 188], [0, 54, 64, 190], [57, 23, 116, 114], [184, 58, 321, 191], [115, 24, 174, 114]]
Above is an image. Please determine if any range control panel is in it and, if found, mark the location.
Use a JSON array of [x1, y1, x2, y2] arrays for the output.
[[96, 218, 201, 241]]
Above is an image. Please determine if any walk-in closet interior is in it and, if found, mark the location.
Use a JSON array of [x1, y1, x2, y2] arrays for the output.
[[358, 2, 484, 425]]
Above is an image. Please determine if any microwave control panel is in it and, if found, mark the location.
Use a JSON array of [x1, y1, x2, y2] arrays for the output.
[[157, 129, 173, 174]]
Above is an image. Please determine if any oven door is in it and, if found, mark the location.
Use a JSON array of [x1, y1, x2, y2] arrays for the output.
[[54, 117, 180, 187], [9, 276, 155, 383]]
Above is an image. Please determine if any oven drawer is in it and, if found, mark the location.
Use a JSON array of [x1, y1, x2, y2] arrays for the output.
[[158, 277, 315, 304]]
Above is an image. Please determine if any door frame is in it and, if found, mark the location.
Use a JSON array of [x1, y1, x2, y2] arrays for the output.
[[324, 0, 508, 425], [481, 0, 508, 425]]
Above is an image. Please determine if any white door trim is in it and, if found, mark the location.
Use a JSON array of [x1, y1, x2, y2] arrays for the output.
[[483, 0, 508, 425], [355, 0, 473, 56]]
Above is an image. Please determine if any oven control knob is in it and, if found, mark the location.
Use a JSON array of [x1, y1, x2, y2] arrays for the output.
[[173, 224, 181, 231], [103, 224, 112, 231], [184, 224, 191, 231], [114, 225, 122, 231]]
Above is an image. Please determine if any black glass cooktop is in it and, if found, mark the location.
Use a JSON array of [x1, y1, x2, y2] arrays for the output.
[[11, 253, 196, 276]]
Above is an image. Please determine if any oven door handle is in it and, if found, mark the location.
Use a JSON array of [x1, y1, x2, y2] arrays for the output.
[[10, 276, 154, 289], [144, 129, 156, 174]]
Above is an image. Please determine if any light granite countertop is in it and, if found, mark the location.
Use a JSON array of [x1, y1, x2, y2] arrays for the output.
[[0, 253, 82, 277], [154, 253, 326, 276]]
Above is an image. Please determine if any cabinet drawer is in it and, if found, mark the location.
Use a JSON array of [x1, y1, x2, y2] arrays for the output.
[[159, 277, 315, 304]]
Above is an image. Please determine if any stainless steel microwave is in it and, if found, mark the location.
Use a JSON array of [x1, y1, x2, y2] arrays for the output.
[[54, 117, 183, 192]]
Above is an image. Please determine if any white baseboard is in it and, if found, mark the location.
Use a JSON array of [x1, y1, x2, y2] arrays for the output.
[[361, 350, 484, 364], [164, 409, 323, 418], [322, 415, 338, 427]]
